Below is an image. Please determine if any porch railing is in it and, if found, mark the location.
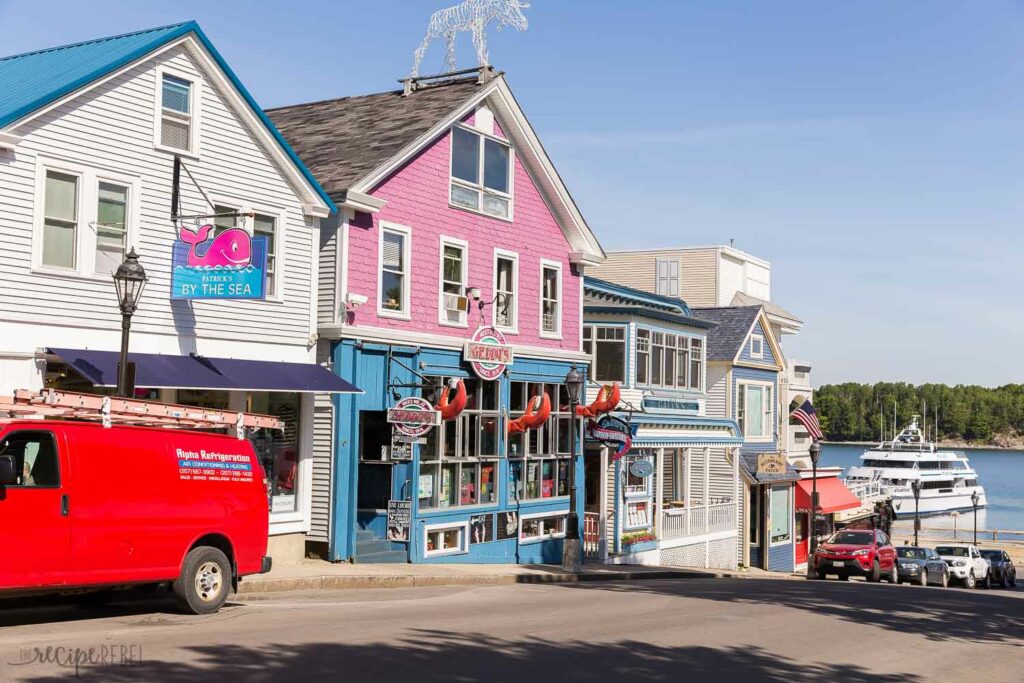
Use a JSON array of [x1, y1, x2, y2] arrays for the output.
[[661, 502, 737, 541], [583, 512, 601, 558]]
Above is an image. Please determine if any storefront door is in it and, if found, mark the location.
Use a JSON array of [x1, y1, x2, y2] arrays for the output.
[[357, 411, 394, 540], [795, 513, 809, 566]]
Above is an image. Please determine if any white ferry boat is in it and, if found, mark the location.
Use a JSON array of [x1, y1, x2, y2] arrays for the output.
[[844, 416, 987, 518]]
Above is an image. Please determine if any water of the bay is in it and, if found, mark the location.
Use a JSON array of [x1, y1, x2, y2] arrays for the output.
[[821, 443, 1024, 541]]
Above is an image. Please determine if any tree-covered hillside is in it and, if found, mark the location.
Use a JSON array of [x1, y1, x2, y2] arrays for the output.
[[814, 383, 1024, 444]]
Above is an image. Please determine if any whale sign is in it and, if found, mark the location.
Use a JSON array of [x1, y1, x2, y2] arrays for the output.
[[171, 224, 268, 300], [464, 326, 513, 381]]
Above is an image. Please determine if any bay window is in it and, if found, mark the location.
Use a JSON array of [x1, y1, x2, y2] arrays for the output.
[[508, 381, 575, 501], [634, 329, 704, 391], [450, 126, 512, 218], [419, 377, 500, 510], [636, 329, 650, 385], [582, 326, 626, 383]]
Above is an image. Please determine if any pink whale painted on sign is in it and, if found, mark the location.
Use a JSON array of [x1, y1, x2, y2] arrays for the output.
[[178, 224, 252, 268]]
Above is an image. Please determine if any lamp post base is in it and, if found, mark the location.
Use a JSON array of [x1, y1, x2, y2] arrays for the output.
[[562, 537, 581, 573]]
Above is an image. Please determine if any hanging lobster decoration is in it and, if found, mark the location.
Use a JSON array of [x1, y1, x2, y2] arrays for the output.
[[507, 392, 551, 435], [434, 379, 467, 421], [576, 383, 621, 418]]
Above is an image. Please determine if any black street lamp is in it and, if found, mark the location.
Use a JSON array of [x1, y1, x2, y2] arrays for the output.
[[562, 364, 584, 573], [971, 490, 980, 546], [112, 249, 147, 397], [806, 441, 822, 578], [911, 479, 922, 547]]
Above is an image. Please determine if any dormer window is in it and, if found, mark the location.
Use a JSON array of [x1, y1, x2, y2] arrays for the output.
[[450, 126, 512, 219]]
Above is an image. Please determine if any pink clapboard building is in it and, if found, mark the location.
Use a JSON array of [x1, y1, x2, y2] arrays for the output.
[[269, 68, 606, 563]]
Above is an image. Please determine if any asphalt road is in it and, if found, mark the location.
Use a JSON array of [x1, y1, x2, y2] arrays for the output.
[[0, 577, 1021, 682]]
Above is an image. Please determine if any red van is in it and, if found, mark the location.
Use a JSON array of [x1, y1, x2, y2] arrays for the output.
[[0, 420, 272, 614]]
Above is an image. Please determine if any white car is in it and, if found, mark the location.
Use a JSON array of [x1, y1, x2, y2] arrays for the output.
[[934, 543, 992, 589]]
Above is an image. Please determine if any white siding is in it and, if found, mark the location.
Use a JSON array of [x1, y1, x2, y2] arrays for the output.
[[0, 44, 316, 353], [310, 340, 335, 541]]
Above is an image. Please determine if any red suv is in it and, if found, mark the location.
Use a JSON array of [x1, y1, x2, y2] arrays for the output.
[[811, 529, 898, 582]]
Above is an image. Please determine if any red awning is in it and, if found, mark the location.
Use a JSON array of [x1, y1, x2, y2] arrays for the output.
[[795, 477, 861, 514]]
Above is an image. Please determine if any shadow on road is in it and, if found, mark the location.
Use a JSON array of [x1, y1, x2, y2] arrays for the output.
[[557, 577, 1024, 647], [12, 631, 923, 683]]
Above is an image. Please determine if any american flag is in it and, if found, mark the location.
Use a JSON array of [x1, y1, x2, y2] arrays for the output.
[[790, 400, 824, 441]]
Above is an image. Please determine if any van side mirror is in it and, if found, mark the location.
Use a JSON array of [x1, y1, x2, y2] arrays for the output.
[[0, 455, 16, 485]]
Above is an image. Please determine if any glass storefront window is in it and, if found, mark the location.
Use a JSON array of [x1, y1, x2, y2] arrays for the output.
[[248, 392, 301, 514], [419, 377, 501, 510], [508, 381, 576, 502]]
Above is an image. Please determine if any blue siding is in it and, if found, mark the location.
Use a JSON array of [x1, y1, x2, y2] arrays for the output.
[[737, 320, 778, 367], [731, 365, 779, 453], [768, 541, 795, 572], [331, 340, 581, 564]]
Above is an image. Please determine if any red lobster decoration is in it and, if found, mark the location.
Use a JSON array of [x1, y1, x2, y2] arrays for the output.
[[576, 383, 621, 418], [434, 379, 467, 421], [507, 392, 551, 435]]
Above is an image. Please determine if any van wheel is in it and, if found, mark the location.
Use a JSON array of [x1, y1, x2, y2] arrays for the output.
[[174, 547, 232, 615]]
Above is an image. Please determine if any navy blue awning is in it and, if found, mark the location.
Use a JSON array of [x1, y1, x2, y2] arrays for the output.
[[48, 348, 361, 394]]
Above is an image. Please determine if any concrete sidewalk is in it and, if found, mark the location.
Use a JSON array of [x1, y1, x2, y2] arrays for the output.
[[237, 560, 799, 595]]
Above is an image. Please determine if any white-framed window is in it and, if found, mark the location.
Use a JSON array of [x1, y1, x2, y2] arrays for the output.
[[770, 484, 792, 545], [154, 67, 201, 155], [418, 376, 500, 511], [582, 325, 626, 383], [253, 213, 278, 297], [424, 522, 469, 557], [449, 125, 513, 219], [656, 258, 679, 296], [493, 249, 519, 332], [625, 500, 651, 529], [438, 236, 468, 326], [210, 199, 285, 300], [737, 381, 774, 441], [520, 513, 566, 543], [539, 260, 562, 338], [508, 381, 576, 502], [750, 334, 764, 359], [633, 328, 704, 391], [623, 453, 653, 496], [34, 158, 140, 278], [378, 222, 411, 318]]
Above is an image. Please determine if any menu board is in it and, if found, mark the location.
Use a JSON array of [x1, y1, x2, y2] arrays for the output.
[[386, 500, 412, 542]]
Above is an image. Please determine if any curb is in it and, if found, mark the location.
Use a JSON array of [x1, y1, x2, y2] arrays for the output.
[[237, 568, 726, 595]]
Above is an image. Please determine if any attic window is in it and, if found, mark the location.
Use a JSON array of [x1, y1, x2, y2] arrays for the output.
[[159, 73, 194, 152], [750, 335, 764, 359], [450, 126, 512, 219]]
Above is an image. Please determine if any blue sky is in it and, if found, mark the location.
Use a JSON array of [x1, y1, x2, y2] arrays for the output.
[[3, 1, 1023, 387]]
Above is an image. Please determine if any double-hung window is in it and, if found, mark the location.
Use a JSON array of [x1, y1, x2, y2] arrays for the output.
[[540, 262, 561, 337], [737, 382, 773, 440], [494, 252, 518, 331], [94, 182, 129, 275], [450, 126, 513, 218], [253, 214, 278, 297], [419, 378, 500, 510], [379, 225, 410, 316], [439, 238, 468, 325], [635, 329, 650, 385], [583, 326, 626, 383], [160, 74, 193, 152], [508, 382, 576, 501], [41, 171, 79, 269]]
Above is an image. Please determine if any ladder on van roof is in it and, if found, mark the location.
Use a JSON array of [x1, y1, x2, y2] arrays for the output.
[[0, 389, 283, 439]]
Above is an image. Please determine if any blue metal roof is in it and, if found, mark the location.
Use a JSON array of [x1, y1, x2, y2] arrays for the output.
[[0, 21, 336, 213], [585, 277, 695, 316]]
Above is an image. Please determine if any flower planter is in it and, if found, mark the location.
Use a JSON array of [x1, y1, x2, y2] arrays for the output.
[[621, 539, 658, 554]]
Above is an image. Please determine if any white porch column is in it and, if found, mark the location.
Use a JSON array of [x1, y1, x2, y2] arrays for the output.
[[684, 447, 692, 536], [655, 448, 664, 539]]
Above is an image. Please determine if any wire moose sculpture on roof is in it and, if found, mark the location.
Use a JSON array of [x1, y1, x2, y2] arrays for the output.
[[412, 0, 530, 77]]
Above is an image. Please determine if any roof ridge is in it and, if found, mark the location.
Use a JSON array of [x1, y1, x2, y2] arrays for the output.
[[265, 75, 481, 113], [0, 21, 194, 62]]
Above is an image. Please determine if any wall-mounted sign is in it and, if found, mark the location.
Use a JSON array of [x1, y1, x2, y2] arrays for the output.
[[469, 513, 494, 544], [389, 435, 413, 461], [757, 453, 788, 475], [628, 459, 655, 479], [171, 225, 268, 300], [464, 326, 513, 381], [496, 511, 518, 541], [387, 397, 441, 438], [386, 500, 412, 542], [587, 415, 636, 461], [640, 396, 701, 415]]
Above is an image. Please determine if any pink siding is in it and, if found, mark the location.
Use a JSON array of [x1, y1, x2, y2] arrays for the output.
[[345, 125, 580, 352]]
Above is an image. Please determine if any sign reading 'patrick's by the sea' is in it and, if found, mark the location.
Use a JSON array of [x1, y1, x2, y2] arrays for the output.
[[171, 224, 268, 300]]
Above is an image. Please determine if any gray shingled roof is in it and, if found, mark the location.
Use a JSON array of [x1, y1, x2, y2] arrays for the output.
[[692, 306, 762, 361], [739, 452, 800, 484], [266, 76, 484, 199]]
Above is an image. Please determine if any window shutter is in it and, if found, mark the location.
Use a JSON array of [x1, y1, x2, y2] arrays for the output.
[[669, 260, 679, 296], [383, 232, 404, 269], [656, 259, 669, 295]]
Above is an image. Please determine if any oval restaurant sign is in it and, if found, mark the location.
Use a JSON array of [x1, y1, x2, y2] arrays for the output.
[[387, 397, 441, 438], [628, 458, 655, 479], [464, 326, 513, 381]]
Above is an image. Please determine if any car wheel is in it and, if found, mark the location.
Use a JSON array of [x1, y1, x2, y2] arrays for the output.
[[919, 569, 928, 587], [173, 546, 232, 615], [885, 565, 898, 584], [1000, 571, 1009, 589], [981, 571, 992, 589], [1011, 571, 1017, 588], [867, 561, 880, 583], [963, 571, 976, 589], [940, 571, 949, 588]]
